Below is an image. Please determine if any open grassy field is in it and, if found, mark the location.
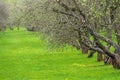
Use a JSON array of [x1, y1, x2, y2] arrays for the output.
[[0, 29, 120, 80]]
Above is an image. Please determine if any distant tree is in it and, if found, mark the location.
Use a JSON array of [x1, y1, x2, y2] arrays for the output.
[[0, 1, 8, 31], [8, 0, 51, 31]]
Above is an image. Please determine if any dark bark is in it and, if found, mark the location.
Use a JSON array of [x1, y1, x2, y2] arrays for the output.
[[88, 50, 103, 62], [104, 26, 112, 64], [112, 54, 120, 69], [81, 45, 88, 54], [97, 53, 103, 62], [104, 54, 112, 65], [88, 26, 117, 49], [82, 41, 104, 54], [88, 50, 95, 58], [97, 40, 120, 69]]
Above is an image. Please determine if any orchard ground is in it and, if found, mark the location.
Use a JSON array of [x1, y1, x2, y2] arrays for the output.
[[0, 28, 120, 80]]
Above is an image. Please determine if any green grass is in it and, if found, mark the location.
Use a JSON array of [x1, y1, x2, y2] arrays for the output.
[[0, 28, 120, 80]]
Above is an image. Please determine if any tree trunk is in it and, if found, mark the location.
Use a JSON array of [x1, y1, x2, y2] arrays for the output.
[[112, 46, 120, 69], [81, 45, 88, 54], [112, 54, 120, 69], [97, 53, 103, 62], [88, 50, 95, 58], [104, 53, 120, 69], [104, 54, 112, 65]]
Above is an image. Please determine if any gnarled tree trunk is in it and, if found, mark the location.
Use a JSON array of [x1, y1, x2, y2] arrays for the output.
[[104, 55, 112, 65], [112, 54, 120, 69]]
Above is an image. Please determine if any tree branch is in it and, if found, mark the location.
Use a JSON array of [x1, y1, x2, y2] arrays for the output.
[[82, 41, 104, 53], [96, 40, 115, 59], [88, 26, 118, 49], [53, 8, 79, 20]]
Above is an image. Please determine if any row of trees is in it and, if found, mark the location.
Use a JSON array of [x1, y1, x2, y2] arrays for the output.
[[1, 0, 120, 69], [52, 0, 120, 69]]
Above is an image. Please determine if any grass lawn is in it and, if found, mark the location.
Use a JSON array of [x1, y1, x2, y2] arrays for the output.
[[0, 28, 120, 80]]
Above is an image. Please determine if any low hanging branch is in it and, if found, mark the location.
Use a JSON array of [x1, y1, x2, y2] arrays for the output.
[[96, 41, 115, 59], [82, 41, 104, 53], [87, 26, 118, 49]]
